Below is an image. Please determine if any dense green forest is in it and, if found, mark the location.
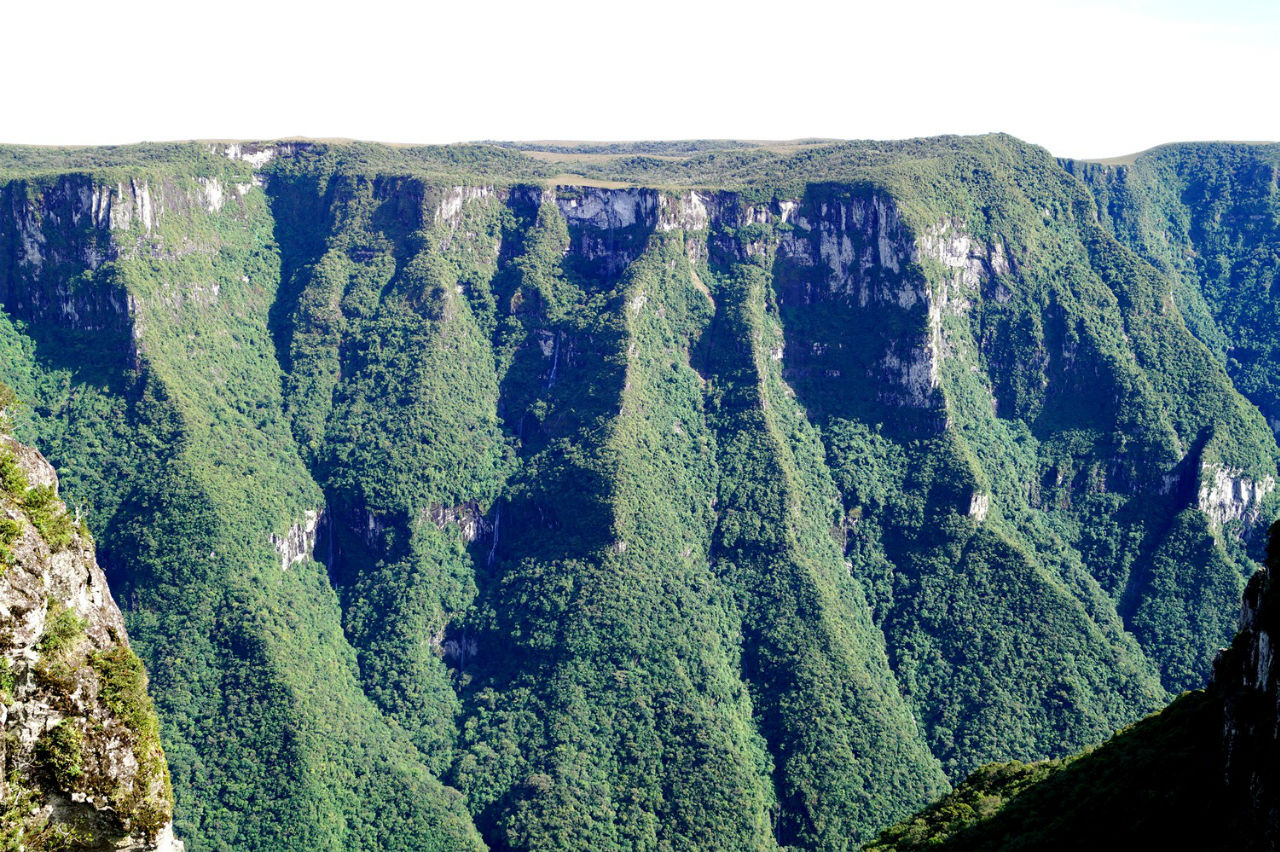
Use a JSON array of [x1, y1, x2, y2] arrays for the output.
[[868, 519, 1280, 851], [865, 689, 1234, 850], [0, 135, 1277, 849]]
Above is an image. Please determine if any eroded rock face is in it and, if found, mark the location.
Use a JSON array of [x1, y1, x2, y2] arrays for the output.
[[269, 509, 324, 571], [0, 170, 259, 358], [427, 502, 489, 544], [780, 195, 917, 297], [436, 186, 496, 229], [768, 192, 950, 415], [1198, 464, 1276, 535], [555, 187, 660, 230], [968, 492, 991, 523], [0, 177, 129, 335], [0, 436, 180, 850]]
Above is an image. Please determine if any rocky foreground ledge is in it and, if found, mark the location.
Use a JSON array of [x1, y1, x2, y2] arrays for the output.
[[0, 435, 180, 851]]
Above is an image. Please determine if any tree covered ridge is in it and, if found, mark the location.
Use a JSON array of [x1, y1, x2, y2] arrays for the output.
[[0, 135, 1276, 849]]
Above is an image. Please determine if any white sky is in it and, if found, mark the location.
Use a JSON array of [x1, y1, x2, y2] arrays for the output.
[[5, 0, 1278, 159]]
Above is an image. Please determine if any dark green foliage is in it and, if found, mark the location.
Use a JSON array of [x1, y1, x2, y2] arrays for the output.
[[450, 216, 786, 850], [35, 721, 85, 792], [864, 760, 1064, 850], [1067, 144, 1280, 439], [762, 147, 1223, 780], [869, 521, 1280, 851], [867, 690, 1232, 851], [1130, 510, 1244, 691]]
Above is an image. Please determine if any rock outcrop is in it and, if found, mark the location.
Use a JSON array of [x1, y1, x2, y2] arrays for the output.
[[1217, 520, 1280, 847], [1198, 463, 1276, 535], [269, 509, 324, 571], [0, 436, 179, 850]]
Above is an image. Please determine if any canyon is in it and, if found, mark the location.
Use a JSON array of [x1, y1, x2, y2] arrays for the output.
[[0, 135, 1277, 849]]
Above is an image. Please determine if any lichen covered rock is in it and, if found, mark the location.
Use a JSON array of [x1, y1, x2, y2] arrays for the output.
[[0, 436, 180, 850]]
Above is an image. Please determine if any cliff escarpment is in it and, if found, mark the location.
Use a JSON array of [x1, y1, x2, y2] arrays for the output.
[[0, 136, 1278, 850]]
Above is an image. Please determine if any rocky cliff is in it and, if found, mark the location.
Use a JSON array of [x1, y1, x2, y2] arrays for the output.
[[0, 434, 179, 850], [2, 136, 1280, 850]]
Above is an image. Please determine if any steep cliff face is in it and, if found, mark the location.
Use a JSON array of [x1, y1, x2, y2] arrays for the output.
[[0, 435, 179, 850], [2, 137, 1280, 850], [268, 171, 950, 847], [0, 159, 488, 851]]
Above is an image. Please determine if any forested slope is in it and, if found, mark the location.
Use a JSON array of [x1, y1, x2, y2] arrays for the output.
[[0, 135, 1276, 849], [867, 519, 1280, 852]]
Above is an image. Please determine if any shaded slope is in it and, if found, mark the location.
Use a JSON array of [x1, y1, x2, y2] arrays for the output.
[[868, 519, 1280, 851], [865, 690, 1231, 851]]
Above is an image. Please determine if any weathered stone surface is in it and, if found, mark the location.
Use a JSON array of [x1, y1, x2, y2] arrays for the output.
[[0, 436, 180, 850], [1198, 463, 1276, 535]]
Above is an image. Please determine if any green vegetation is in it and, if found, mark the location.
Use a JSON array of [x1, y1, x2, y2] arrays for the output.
[[1, 163, 485, 851], [36, 602, 84, 657], [0, 774, 91, 851], [0, 517, 20, 566], [0, 435, 77, 558], [487, 139, 776, 155], [22, 485, 73, 551], [0, 658, 12, 704], [0, 382, 18, 432], [697, 225, 949, 845], [90, 645, 174, 838], [1068, 143, 1280, 464], [867, 690, 1232, 850], [866, 522, 1280, 851], [35, 721, 84, 792], [448, 210, 790, 850], [0, 135, 1278, 849], [864, 760, 1064, 850]]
